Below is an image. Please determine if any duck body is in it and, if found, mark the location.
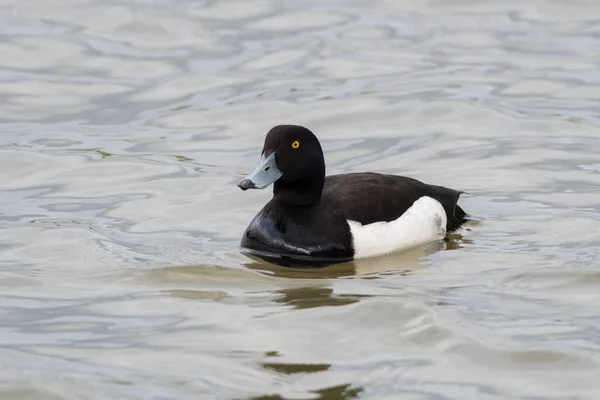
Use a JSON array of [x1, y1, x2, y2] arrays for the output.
[[238, 125, 468, 266]]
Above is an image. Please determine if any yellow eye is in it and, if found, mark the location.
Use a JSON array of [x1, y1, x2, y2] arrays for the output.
[[292, 140, 300, 149]]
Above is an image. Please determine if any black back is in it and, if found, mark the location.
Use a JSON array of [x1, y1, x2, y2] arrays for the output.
[[321, 172, 465, 229]]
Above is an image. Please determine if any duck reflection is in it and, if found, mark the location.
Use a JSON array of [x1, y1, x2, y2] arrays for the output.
[[251, 351, 362, 400], [261, 360, 330, 375], [272, 286, 366, 309], [249, 383, 362, 400], [315, 384, 363, 400]]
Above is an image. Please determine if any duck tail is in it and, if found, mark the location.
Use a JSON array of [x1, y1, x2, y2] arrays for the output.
[[447, 205, 468, 232]]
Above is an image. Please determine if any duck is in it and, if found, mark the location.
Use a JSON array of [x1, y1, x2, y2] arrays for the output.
[[237, 125, 468, 266]]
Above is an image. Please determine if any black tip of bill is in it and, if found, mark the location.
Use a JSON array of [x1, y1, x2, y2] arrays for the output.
[[237, 179, 256, 191]]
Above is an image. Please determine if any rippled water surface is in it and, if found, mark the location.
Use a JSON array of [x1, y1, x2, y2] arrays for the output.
[[1, 0, 600, 399]]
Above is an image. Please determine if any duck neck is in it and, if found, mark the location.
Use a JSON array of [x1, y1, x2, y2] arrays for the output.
[[273, 178, 324, 207]]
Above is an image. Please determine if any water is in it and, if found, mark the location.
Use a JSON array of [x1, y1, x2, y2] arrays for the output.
[[1, 0, 600, 399]]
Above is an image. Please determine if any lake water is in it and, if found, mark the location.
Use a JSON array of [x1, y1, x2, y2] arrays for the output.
[[1, 1, 600, 399]]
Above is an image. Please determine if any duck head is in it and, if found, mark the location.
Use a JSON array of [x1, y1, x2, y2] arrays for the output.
[[238, 125, 326, 206]]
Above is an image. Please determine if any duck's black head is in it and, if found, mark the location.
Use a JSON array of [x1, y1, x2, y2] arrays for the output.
[[238, 125, 325, 206]]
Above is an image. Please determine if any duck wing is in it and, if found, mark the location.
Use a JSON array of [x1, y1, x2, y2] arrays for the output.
[[322, 172, 466, 231]]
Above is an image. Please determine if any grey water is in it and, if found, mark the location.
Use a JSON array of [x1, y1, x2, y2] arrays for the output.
[[1, 0, 600, 399]]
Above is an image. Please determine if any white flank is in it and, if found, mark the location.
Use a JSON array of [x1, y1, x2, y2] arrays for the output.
[[348, 196, 447, 259]]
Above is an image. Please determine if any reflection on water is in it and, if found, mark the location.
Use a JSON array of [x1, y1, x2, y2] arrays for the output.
[[250, 384, 362, 400], [261, 360, 330, 375], [2, 0, 600, 399], [272, 287, 364, 309]]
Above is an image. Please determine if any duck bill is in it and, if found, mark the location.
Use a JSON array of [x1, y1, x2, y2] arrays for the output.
[[238, 152, 283, 190]]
